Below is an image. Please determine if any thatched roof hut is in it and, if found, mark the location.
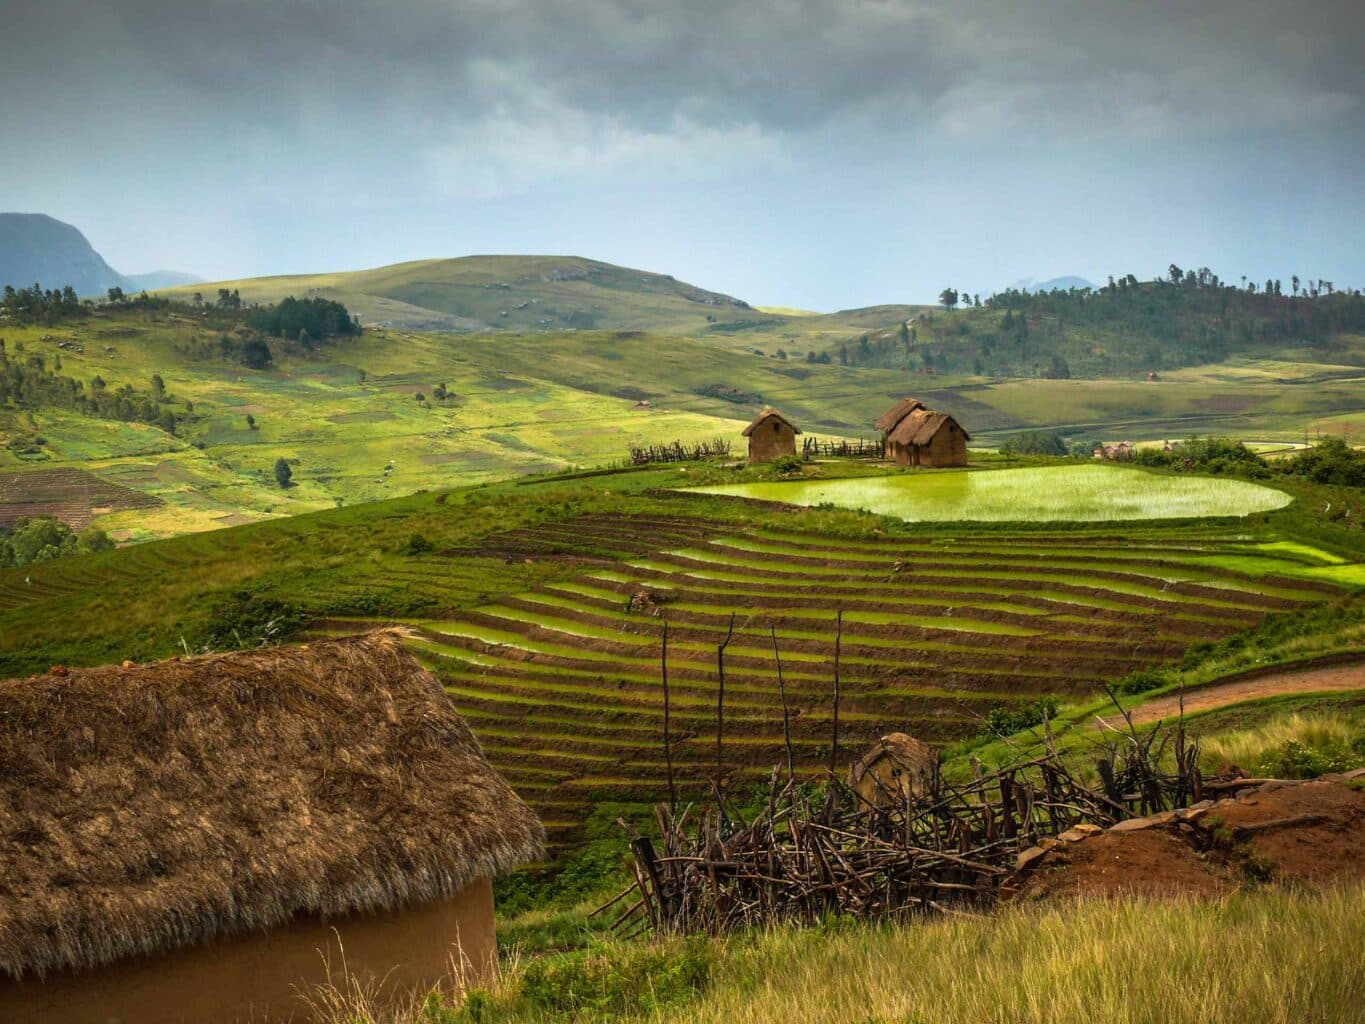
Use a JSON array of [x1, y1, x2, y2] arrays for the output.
[[876, 398, 970, 468], [874, 398, 925, 435], [0, 630, 543, 1023], [742, 406, 801, 464], [849, 732, 941, 809]]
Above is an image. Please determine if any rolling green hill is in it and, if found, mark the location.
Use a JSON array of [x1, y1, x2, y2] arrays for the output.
[[157, 255, 924, 354], [3, 301, 1365, 542], [2, 458, 1360, 848], [159, 255, 768, 336]]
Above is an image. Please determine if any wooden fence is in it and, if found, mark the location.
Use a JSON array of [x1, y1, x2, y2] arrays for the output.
[[627, 437, 732, 466], [802, 436, 883, 460], [598, 617, 1215, 937]]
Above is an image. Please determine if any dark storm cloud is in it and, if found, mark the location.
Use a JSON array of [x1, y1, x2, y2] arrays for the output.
[[1, 1, 1361, 304], [26, 0, 1356, 134]]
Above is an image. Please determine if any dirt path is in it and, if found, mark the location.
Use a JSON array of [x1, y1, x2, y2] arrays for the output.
[[1103, 660, 1365, 728]]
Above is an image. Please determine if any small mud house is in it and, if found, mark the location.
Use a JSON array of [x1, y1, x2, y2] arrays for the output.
[[849, 732, 941, 810], [875, 398, 969, 468], [742, 406, 801, 465], [0, 630, 544, 1024]]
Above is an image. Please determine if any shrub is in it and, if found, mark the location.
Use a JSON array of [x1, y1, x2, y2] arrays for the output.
[[769, 454, 804, 476], [985, 697, 1059, 737], [1000, 430, 1068, 456], [1135, 437, 1270, 477], [195, 591, 304, 651], [402, 532, 434, 555], [1113, 668, 1169, 696], [1281, 437, 1365, 487]]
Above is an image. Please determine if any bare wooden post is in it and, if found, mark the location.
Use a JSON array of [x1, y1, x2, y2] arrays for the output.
[[715, 613, 736, 793], [829, 609, 843, 776], [771, 625, 794, 782], [662, 622, 676, 812]]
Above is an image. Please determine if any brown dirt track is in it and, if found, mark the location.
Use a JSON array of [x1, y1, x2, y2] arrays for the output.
[[1105, 657, 1365, 728]]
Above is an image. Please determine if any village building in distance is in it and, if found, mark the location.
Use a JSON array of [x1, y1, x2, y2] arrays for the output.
[[0, 630, 544, 1024], [743, 406, 801, 464], [874, 398, 970, 468]]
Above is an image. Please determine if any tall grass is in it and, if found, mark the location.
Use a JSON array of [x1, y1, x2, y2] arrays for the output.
[[1202, 710, 1364, 777], [310, 887, 1365, 1024]]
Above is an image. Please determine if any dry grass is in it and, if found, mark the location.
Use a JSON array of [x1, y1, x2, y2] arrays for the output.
[[309, 886, 1365, 1024], [1202, 710, 1364, 776]]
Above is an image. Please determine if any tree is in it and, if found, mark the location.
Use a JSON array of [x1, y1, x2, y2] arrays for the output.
[[150, 374, 166, 401], [77, 525, 114, 554], [273, 458, 293, 488], [246, 413, 256, 430], [939, 288, 959, 311]]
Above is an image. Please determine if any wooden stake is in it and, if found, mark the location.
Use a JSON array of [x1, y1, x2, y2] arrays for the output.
[[662, 622, 676, 812], [829, 609, 843, 776], [716, 613, 736, 792], [771, 626, 794, 782]]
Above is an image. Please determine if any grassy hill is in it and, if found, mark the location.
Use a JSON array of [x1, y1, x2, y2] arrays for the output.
[[2, 456, 1361, 845], [4, 260, 1365, 544], [159, 255, 770, 336], [3, 300, 1365, 542]]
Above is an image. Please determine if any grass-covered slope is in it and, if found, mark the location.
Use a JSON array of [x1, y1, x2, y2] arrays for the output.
[[157, 255, 772, 336], [3, 460, 1358, 846], [353, 888, 1365, 1024], [4, 289, 1365, 544]]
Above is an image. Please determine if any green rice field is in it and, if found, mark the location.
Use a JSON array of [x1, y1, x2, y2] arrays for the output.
[[689, 464, 1293, 522], [309, 510, 1337, 843]]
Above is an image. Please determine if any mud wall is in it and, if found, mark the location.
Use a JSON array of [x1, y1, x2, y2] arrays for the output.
[[748, 418, 797, 464], [0, 877, 497, 1024]]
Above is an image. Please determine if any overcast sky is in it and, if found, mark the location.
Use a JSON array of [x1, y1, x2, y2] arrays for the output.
[[3, 1, 1361, 308]]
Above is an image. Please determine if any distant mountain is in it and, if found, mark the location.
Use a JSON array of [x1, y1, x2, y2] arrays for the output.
[[124, 270, 203, 291], [0, 213, 199, 298], [1010, 275, 1096, 294], [0, 213, 125, 296], [159, 255, 765, 334]]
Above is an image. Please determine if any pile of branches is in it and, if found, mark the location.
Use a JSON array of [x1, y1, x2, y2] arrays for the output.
[[604, 701, 1207, 937], [627, 437, 732, 465], [802, 436, 883, 460]]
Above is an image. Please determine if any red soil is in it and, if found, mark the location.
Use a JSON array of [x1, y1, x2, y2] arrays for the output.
[[1013, 773, 1365, 901]]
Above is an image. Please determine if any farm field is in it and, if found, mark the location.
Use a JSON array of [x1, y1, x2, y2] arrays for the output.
[[311, 512, 1339, 844], [4, 297, 1365, 542], [690, 464, 1294, 522], [3, 457, 1359, 847]]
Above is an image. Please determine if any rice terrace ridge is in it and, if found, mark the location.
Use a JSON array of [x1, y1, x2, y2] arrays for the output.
[[2, 2, 1365, 1023]]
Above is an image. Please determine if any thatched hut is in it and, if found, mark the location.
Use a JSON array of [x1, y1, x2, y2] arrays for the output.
[[0, 630, 544, 1024], [742, 406, 801, 465], [849, 732, 941, 810], [875, 397, 969, 468]]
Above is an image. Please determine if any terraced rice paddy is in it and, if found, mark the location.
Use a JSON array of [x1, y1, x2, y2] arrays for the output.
[[0, 467, 160, 529], [688, 465, 1293, 522], [311, 513, 1338, 845]]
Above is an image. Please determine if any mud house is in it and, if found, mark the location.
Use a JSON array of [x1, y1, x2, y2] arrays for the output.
[[742, 406, 801, 464], [849, 732, 941, 809], [0, 630, 544, 1024], [874, 398, 969, 468]]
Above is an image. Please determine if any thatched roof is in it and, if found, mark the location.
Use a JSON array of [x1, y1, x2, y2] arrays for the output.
[[849, 732, 939, 783], [0, 630, 544, 981], [741, 406, 802, 436], [874, 397, 925, 434], [885, 408, 970, 446]]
